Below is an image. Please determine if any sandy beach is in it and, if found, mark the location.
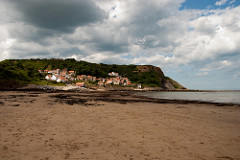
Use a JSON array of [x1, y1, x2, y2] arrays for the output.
[[0, 90, 240, 160]]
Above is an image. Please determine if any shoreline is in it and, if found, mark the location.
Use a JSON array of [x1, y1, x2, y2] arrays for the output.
[[1, 81, 240, 94], [0, 88, 239, 107], [2, 85, 240, 92]]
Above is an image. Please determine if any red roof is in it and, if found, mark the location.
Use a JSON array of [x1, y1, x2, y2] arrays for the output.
[[76, 82, 85, 87]]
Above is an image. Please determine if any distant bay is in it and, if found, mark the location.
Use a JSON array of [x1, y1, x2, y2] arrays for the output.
[[136, 91, 240, 105]]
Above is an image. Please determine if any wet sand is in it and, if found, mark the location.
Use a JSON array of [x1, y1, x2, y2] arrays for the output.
[[0, 90, 240, 160]]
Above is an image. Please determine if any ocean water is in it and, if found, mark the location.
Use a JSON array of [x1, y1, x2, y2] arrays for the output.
[[136, 91, 240, 104]]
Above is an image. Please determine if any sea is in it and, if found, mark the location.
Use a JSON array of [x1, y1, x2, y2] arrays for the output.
[[136, 91, 240, 105]]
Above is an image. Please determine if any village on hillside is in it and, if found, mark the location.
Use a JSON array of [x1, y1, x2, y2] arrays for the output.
[[38, 69, 136, 88]]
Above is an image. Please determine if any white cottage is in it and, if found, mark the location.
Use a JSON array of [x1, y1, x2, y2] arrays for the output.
[[50, 75, 57, 81], [45, 75, 51, 80], [56, 79, 62, 83]]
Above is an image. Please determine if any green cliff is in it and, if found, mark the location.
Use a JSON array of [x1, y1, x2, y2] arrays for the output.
[[0, 58, 186, 89]]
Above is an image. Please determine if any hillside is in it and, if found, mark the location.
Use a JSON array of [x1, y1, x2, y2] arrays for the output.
[[0, 59, 186, 89]]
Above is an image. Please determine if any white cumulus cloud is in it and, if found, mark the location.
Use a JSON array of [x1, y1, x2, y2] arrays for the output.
[[215, 0, 228, 6], [0, 0, 240, 89], [196, 72, 209, 77]]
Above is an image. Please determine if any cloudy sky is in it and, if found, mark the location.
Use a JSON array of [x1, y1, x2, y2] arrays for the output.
[[0, 0, 240, 90]]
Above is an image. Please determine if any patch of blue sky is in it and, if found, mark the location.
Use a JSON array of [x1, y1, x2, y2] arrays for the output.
[[180, 0, 240, 10], [229, 0, 240, 7]]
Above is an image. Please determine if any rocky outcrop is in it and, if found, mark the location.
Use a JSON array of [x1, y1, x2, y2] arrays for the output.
[[163, 79, 176, 90], [165, 77, 186, 89]]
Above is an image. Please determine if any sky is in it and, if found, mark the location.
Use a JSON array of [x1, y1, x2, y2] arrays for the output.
[[0, 0, 240, 90]]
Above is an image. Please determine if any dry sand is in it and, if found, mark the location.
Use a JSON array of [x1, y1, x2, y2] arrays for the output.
[[0, 90, 240, 160]]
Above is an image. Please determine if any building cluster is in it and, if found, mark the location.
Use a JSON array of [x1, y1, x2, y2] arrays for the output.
[[38, 70, 133, 87], [38, 69, 76, 83], [97, 72, 133, 87], [76, 75, 96, 82]]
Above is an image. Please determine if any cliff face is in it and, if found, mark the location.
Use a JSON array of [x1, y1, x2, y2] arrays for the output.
[[136, 65, 186, 90]]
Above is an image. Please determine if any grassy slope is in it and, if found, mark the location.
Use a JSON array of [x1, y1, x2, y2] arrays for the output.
[[0, 59, 185, 89]]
